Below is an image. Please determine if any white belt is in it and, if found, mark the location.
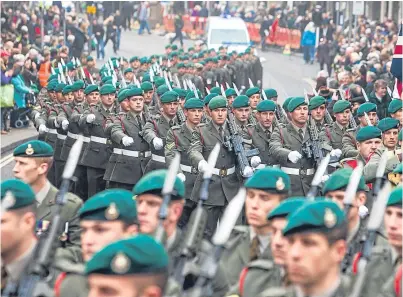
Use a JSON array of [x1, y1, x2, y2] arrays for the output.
[[212, 166, 236, 176], [48, 128, 58, 134], [113, 148, 151, 158], [90, 136, 108, 144], [280, 167, 315, 176], [67, 132, 79, 139], [57, 134, 67, 140], [152, 154, 166, 163], [180, 164, 194, 173], [83, 137, 91, 143]]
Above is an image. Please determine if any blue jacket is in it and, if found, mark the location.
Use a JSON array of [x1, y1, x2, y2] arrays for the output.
[[301, 30, 316, 46], [11, 74, 30, 108]]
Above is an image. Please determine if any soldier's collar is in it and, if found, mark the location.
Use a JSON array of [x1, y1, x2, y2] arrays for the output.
[[5, 240, 37, 283], [295, 276, 341, 297]]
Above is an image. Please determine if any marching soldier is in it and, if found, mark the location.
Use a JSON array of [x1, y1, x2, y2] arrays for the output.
[[201, 93, 216, 124], [1, 179, 38, 292], [106, 87, 151, 190], [322, 168, 371, 273], [124, 67, 134, 83], [245, 86, 261, 113], [79, 84, 119, 197], [248, 100, 278, 168], [342, 102, 378, 158], [85, 236, 169, 297], [351, 186, 402, 297], [142, 91, 180, 174], [259, 200, 350, 297], [165, 98, 204, 227], [12, 140, 83, 247], [220, 167, 290, 288], [308, 96, 326, 128], [263, 88, 287, 124], [225, 88, 237, 107], [231, 95, 254, 130], [269, 97, 317, 196], [188, 96, 254, 238], [363, 118, 401, 182], [388, 99, 403, 126], [54, 189, 139, 297]]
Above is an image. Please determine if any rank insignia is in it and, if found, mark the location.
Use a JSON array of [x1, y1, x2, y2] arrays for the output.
[[105, 202, 119, 220], [25, 144, 34, 155], [111, 252, 130, 274], [324, 208, 337, 228], [276, 177, 285, 191]]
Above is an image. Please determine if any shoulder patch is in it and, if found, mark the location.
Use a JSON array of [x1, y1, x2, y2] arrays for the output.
[[247, 259, 275, 270]]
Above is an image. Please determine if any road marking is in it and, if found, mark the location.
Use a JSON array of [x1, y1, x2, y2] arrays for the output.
[[0, 154, 14, 169]]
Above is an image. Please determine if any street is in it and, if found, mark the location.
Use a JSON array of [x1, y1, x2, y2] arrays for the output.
[[1, 29, 318, 180]]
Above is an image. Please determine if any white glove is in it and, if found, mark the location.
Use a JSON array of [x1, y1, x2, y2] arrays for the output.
[[288, 151, 302, 163], [198, 160, 208, 172], [122, 136, 134, 146], [34, 113, 40, 120], [54, 119, 60, 128], [153, 137, 163, 150], [321, 175, 329, 183], [86, 114, 96, 123], [62, 120, 69, 130], [38, 124, 48, 134], [250, 156, 261, 168], [358, 205, 369, 218], [177, 172, 186, 182], [242, 166, 254, 178], [330, 149, 342, 158]]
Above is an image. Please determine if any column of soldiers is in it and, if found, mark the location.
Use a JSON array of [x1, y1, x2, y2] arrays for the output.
[[1, 42, 402, 297]]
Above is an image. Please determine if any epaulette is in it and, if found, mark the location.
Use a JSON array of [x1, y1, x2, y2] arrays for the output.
[[171, 125, 181, 130], [247, 258, 275, 270], [224, 225, 249, 250], [246, 123, 255, 128], [258, 286, 291, 297], [346, 127, 357, 132], [66, 193, 83, 205]]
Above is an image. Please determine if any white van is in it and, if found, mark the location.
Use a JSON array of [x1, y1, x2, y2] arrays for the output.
[[206, 16, 251, 53]]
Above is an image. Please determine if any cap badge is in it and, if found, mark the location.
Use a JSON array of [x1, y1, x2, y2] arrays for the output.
[[111, 252, 130, 274], [25, 144, 34, 155], [276, 177, 285, 191], [105, 202, 119, 220], [324, 208, 337, 228]]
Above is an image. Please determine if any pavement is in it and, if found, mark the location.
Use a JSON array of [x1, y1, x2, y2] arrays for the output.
[[0, 28, 319, 179]]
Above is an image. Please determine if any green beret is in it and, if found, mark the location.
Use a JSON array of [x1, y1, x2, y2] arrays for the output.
[[245, 167, 290, 193], [129, 56, 139, 63], [173, 88, 187, 98], [208, 96, 227, 110], [165, 45, 171, 49], [85, 235, 168, 276], [357, 102, 377, 117], [100, 84, 116, 95], [161, 91, 179, 103], [102, 76, 112, 83], [185, 90, 201, 100], [170, 51, 178, 58], [188, 47, 194, 51], [139, 57, 148, 64], [225, 88, 237, 97], [245, 48, 251, 54], [400, 130, 402, 141], [171, 45, 178, 50], [55, 83, 67, 92], [283, 200, 345, 236], [126, 87, 143, 98], [245, 87, 260, 97], [155, 77, 166, 88], [232, 95, 249, 109], [387, 186, 402, 207], [142, 73, 151, 82], [177, 62, 185, 69], [117, 89, 129, 103], [356, 126, 382, 142], [47, 80, 58, 91], [184, 98, 204, 109], [323, 168, 367, 194], [263, 88, 278, 99], [84, 84, 99, 95], [288, 96, 306, 112], [124, 67, 133, 74], [72, 80, 85, 91], [87, 56, 94, 62], [79, 189, 137, 223], [156, 85, 169, 96], [141, 82, 153, 92], [133, 169, 185, 198], [393, 163, 402, 174], [333, 100, 351, 114], [48, 74, 58, 82], [104, 79, 113, 85], [282, 97, 293, 112], [257, 100, 276, 112], [62, 85, 75, 95], [388, 99, 402, 114], [13, 140, 54, 157], [267, 198, 306, 220], [204, 93, 217, 106], [211, 57, 218, 64], [1, 179, 36, 210], [308, 96, 326, 110], [204, 57, 212, 63], [377, 117, 400, 132], [210, 87, 221, 95], [66, 61, 76, 70]]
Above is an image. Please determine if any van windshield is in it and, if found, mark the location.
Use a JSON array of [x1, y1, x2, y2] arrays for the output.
[[210, 29, 249, 45]]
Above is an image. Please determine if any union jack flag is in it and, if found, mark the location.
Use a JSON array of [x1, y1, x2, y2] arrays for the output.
[[391, 24, 403, 97]]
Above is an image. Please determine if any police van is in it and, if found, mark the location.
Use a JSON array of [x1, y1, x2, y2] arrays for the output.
[[205, 16, 251, 52]]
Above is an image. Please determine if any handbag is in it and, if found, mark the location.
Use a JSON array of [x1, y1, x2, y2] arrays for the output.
[[0, 84, 15, 108]]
